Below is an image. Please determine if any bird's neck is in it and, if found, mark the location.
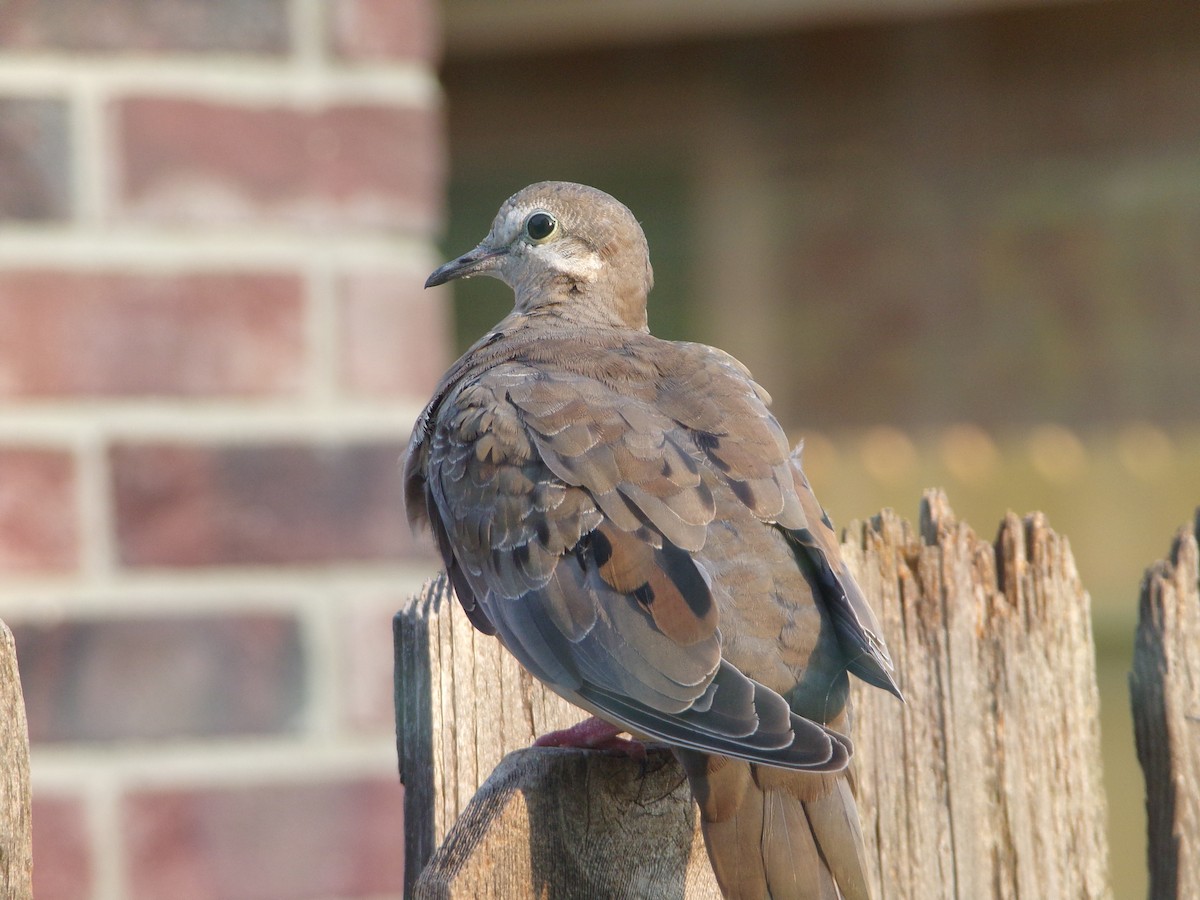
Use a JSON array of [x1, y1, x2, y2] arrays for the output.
[[513, 282, 649, 333]]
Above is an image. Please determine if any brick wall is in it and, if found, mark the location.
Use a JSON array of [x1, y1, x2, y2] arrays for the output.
[[0, 2, 446, 897]]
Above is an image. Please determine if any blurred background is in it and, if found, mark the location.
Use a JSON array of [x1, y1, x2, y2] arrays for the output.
[[2, 0, 1197, 897]]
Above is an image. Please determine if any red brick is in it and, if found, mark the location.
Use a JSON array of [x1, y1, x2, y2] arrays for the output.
[[0, 0, 289, 54], [0, 271, 304, 398], [32, 793, 91, 900], [0, 448, 78, 574], [0, 97, 70, 221], [124, 777, 404, 900], [13, 614, 303, 742], [110, 441, 427, 567], [338, 596, 404, 733], [337, 269, 451, 398], [116, 98, 444, 230], [330, 0, 440, 64]]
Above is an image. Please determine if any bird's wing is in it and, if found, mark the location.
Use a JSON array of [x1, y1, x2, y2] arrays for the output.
[[409, 358, 850, 772], [786, 451, 902, 698], [655, 343, 900, 698], [650, 342, 808, 530]]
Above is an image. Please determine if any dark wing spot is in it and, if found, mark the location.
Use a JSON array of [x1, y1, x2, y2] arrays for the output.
[[730, 479, 756, 508], [694, 430, 733, 472], [661, 541, 715, 622], [589, 529, 613, 567], [632, 583, 655, 608]]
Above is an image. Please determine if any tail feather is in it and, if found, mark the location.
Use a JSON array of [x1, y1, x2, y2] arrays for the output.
[[677, 750, 871, 900], [801, 775, 871, 900], [761, 782, 839, 900]]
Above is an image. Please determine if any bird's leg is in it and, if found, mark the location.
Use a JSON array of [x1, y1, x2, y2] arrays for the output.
[[534, 716, 646, 760]]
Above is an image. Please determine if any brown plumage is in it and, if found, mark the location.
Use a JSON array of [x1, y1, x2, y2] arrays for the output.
[[405, 181, 901, 900]]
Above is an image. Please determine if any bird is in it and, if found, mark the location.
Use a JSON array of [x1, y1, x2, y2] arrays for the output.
[[405, 181, 901, 900]]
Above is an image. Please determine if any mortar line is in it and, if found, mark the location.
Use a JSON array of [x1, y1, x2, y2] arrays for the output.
[[1, 568, 435, 619], [85, 771, 125, 900], [0, 403, 424, 442], [76, 429, 117, 585], [0, 57, 438, 106], [70, 79, 106, 224], [0, 230, 434, 269], [30, 735, 401, 789], [289, 0, 329, 72], [300, 581, 343, 742]]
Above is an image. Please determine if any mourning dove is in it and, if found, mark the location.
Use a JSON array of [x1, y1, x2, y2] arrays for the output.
[[405, 182, 901, 900]]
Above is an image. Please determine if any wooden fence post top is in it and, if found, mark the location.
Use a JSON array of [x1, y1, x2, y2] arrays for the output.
[[398, 491, 1113, 899], [413, 746, 721, 899], [842, 490, 1110, 900], [1131, 510, 1200, 900], [0, 619, 33, 900]]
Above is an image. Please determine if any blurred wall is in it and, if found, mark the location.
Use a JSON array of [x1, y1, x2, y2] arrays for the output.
[[0, 2, 444, 897]]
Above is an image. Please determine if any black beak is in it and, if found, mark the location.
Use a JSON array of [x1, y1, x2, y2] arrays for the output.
[[425, 245, 506, 288]]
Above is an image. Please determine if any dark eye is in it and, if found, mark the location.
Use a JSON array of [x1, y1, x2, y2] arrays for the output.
[[524, 212, 557, 241]]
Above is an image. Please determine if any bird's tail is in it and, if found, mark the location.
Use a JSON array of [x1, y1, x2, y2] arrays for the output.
[[676, 750, 872, 900]]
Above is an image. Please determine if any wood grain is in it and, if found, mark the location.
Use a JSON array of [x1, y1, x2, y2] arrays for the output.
[[411, 746, 721, 899], [1131, 512, 1200, 900], [0, 620, 32, 900], [395, 572, 587, 894], [845, 491, 1110, 900]]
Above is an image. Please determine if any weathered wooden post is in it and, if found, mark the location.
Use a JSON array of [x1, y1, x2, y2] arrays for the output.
[[1131, 512, 1200, 900], [1, 620, 33, 900], [396, 491, 1113, 898], [844, 492, 1109, 899]]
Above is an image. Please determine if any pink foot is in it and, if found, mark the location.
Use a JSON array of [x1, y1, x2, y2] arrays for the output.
[[534, 716, 647, 760]]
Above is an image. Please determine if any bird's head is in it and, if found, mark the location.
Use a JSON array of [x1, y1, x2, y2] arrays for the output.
[[425, 181, 654, 331]]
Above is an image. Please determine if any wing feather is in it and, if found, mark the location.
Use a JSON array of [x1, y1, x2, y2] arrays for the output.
[[405, 355, 860, 771]]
